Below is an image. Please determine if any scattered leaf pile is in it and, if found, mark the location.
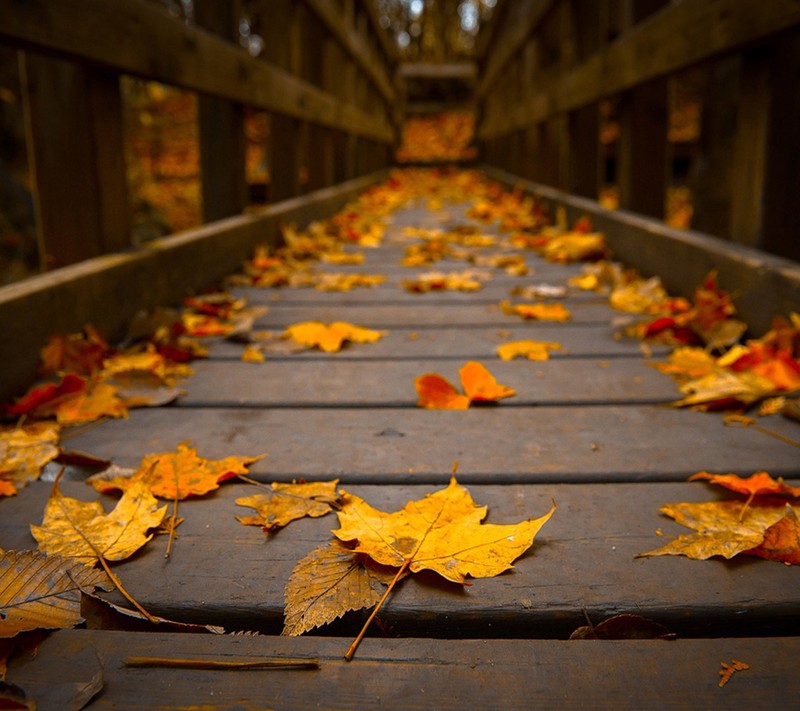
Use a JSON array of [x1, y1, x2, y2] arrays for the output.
[[395, 111, 477, 163]]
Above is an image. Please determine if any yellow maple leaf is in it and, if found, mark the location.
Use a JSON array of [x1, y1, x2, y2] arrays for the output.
[[333, 477, 555, 584], [497, 340, 562, 361], [31, 478, 167, 565], [284, 321, 386, 353], [500, 300, 572, 322]]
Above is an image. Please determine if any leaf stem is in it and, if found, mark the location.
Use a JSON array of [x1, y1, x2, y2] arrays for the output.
[[165, 495, 179, 559], [96, 554, 160, 625], [345, 558, 410, 661]]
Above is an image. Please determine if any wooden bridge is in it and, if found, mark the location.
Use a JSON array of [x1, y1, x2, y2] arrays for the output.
[[1, 1, 800, 708]]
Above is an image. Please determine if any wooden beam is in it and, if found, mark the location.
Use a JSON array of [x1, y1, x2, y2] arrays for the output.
[[303, 0, 397, 108], [399, 62, 478, 81], [475, 0, 557, 101], [478, 0, 800, 139], [0, 0, 394, 143]]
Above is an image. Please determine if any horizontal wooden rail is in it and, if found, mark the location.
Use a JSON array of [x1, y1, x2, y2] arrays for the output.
[[399, 62, 478, 81], [0, 0, 394, 143], [0, 172, 386, 402], [478, 0, 800, 139]]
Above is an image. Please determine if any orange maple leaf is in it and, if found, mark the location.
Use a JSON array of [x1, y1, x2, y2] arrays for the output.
[[689, 471, 800, 499], [415, 362, 515, 409], [500, 300, 572, 322]]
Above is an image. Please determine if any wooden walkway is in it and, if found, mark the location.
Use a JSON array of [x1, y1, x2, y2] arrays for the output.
[[4, 193, 800, 709]]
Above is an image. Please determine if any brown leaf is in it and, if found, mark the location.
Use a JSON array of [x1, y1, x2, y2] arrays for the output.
[[236, 480, 340, 532], [0, 422, 60, 496], [282, 541, 398, 636], [0, 549, 113, 638]]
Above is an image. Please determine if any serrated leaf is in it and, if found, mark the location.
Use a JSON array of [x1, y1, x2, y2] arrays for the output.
[[236, 480, 340, 531]]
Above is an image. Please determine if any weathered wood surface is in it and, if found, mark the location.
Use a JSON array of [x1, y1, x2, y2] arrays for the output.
[[9, 630, 798, 710], [3, 186, 798, 708], [5, 480, 799, 638]]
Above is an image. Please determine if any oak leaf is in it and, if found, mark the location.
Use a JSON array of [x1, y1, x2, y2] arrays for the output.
[[0, 549, 113, 638], [284, 321, 386, 353], [0, 422, 60, 496], [282, 540, 398, 636], [497, 340, 562, 361], [31, 478, 167, 565], [236, 479, 340, 531]]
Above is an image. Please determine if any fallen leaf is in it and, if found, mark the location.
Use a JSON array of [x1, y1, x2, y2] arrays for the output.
[[282, 540, 399, 636], [415, 362, 515, 409], [459, 361, 516, 402], [747, 505, 800, 564], [236, 479, 340, 531], [637, 500, 791, 561], [688, 471, 800, 499], [497, 340, 562, 361], [284, 321, 386, 353], [89, 442, 264, 500], [718, 659, 749, 687], [500, 300, 572, 322], [5, 373, 87, 420], [569, 613, 675, 640], [31, 478, 167, 565], [0, 549, 113, 638], [0, 422, 60, 496], [414, 374, 471, 410], [334, 477, 554, 584], [241, 345, 266, 363], [39, 324, 112, 376]]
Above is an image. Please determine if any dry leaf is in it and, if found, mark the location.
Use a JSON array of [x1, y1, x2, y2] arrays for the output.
[[284, 321, 386, 353], [333, 477, 555, 584], [497, 340, 562, 361], [459, 361, 516, 402], [414, 374, 471, 410], [637, 500, 791, 561], [89, 442, 264, 500], [0, 422, 60, 496], [282, 540, 399, 636], [0, 549, 113, 638], [718, 659, 749, 687], [747, 505, 800, 564], [500, 300, 572, 322], [236, 479, 340, 531], [31, 478, 167, 565], [688, 471, 800, 499]]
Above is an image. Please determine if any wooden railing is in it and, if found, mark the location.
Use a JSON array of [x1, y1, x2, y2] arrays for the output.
[[475, 0, 800, 263], [0, 0, 400, 270]]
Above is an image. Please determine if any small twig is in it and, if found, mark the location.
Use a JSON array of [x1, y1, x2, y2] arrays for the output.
[[124, 656, 319, 670], [165, 495, 180, 559], [345, 558, 410, 661]]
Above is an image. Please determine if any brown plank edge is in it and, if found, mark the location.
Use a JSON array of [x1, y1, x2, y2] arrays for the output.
[[47, 406, 800, 483], [7, 630, 800, 710], [0, 172, 387, 402]]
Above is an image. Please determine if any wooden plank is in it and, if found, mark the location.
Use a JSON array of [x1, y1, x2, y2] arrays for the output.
[[56, 406, 800, 483], [1, 0, 394, 143], [478, 0, 800, 139], [7, 630, 800, 709], [0, 172, 386, 401], [208, 324, 667, 360], [179, 357, 679, 407], [481, 166, 800, 337], [5, 480, 800, 636]]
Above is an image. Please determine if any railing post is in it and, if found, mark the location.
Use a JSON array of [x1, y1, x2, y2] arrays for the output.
[[195, 0, 248, 221]]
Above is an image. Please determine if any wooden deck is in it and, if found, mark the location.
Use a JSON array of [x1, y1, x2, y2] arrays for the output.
[[3, 195, 799, 709]]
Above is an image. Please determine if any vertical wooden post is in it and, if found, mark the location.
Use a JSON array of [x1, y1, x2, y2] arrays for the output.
[[262, 0, 300, 201], [617, 76, 668, 219], [688, 56, 739, 238], [20, 53, 131, 270], [195, 0, 247, 221]]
